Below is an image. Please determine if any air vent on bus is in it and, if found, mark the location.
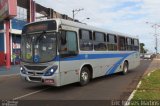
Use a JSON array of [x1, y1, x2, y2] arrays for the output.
[[24, 65, 47, 71], [29, 77, 42, 82]]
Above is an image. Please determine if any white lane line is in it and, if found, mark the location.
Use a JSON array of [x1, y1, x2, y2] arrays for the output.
[[147, 73, 151, 77], [0, 73, 19, 77], [13, 87, 50, 100], [124, 81, 142, 106], [136, 81, 142, 89]]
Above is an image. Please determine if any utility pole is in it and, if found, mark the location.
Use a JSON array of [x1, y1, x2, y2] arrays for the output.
[[72, 8, 84, 21], [146, 22, 160, 55]]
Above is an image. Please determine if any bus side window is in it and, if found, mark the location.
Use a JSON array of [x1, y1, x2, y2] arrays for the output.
[[119, 36, 126, 51], [133, 39, 139, 51], [107, 34, 117, 51], [79, 29, 93, 51], [131, 39, 134, 51], [94, 32, 107, 51], [126, 38, 132, 51], [60, 31, 78, 58]]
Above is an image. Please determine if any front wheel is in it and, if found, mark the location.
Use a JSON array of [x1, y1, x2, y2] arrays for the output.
[[122, 62, 128, 75], [79, 67, 91, 86]]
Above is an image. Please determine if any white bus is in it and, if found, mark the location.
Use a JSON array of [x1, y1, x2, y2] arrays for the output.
[[20, 19, 140, 86]]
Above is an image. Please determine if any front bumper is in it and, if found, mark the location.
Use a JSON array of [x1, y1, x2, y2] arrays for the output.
[[20, 72, 60, 86]]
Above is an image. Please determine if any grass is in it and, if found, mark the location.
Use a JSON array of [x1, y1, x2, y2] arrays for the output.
[[132, 69, 160, 100]]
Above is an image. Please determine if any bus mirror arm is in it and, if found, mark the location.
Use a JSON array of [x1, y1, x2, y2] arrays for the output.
[[57, 32, 61, 53]]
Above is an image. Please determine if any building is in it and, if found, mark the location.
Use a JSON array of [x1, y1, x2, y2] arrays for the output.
[[0, 0, 73, 68]]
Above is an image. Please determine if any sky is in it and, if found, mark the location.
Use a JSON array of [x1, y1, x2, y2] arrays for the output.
[[34, 0, 160, 53]]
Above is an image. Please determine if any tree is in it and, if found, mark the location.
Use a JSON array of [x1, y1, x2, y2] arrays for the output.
[[140, 43, 147, 53]]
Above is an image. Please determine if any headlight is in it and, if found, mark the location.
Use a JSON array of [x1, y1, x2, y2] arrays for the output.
[[20, 67, 26, 74], [44, 66, 58, 76]]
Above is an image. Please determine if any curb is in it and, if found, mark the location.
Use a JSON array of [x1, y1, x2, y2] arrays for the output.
[[124, 81, 142, 106], [0, 73, 19, 77], [154, 59, 160, 61], [124, 70, 156, 106]]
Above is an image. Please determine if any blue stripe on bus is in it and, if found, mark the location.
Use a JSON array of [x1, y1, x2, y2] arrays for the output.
[[53, 52, 137, 75], [106, 52, 136, 75], [55, 52, 137, 61]]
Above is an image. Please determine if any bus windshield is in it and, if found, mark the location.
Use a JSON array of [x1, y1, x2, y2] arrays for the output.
[[21, 32, 57, 63]]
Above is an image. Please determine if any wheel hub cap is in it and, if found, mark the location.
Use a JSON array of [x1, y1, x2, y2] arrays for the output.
[[82, 72, 88, 81]]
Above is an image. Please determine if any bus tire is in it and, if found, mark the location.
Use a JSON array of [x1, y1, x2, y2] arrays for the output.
[[122, 61, 128, 75], [79, 67, 91, 86]]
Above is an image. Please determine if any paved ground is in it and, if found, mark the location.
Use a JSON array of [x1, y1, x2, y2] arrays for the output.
[[0, 59, 160, 106], [144, 59, 160, 75], [0, 65, 20, 76]]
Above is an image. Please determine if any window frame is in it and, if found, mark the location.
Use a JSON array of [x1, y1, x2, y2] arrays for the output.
[[79, 29, 93, 51], [93, 31, 107, 51], [107, 33, 117, 51], [59, 30, 79, 58], [126, 37, 133, 51], [133, 39, 139, 51], [134, 39, 139, 46], [107, 34, 117, 44], [118, 36, 126, 51], [79, 29, 92, 40]]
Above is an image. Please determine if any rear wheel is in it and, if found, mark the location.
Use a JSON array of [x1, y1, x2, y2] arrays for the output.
[[79, 67, 91, 86], [122, 62, 128, 75]]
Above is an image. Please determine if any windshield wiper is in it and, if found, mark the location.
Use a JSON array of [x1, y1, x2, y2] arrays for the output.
[[35, 31, 46, 43], [25, 33, 33, 44]]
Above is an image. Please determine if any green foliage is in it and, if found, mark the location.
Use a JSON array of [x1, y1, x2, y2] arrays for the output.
[[132, 69, 160, 100], [140, 43, 147, 53]]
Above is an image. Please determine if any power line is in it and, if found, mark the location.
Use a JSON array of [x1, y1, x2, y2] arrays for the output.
[[146, 22, 160, 55], [72, 8, 84, 21]]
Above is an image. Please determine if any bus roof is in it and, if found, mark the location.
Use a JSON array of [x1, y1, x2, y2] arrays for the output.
[[25, 18, 138, 39]]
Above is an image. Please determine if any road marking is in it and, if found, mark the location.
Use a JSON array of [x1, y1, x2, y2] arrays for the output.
[[136, 81, 142, 88], [125, 69, 157, 106], [0, 74, 19, 77], [124, 81, 142, 106], [147, 73, 151, 77], [13, 87, 50, 100], [143, 59, 151, 60]]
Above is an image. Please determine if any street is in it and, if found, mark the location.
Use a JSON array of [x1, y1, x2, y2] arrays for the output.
[[0, 0, 160, 106], [0, 59, 159, 101]]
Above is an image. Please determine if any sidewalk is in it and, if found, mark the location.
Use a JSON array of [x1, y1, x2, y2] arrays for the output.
[[0, 65, 20, 76], [144, 59, 160, 76]]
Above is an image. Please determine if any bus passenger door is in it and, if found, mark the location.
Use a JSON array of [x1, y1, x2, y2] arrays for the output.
[[59, 28, 79, 85]]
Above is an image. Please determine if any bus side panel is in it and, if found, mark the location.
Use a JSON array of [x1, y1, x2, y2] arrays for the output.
[[100, 51, 139, 75], [130, 52, 140, 70], [59, 25, 81, 86], [59, 60, 82, 86], [115, 51, 140, 72], [86, 58, 121, 78]]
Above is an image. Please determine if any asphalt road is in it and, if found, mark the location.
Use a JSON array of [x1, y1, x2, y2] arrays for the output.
[[0, 59, 159, 105]]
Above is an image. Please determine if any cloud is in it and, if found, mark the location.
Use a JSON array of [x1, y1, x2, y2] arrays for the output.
[[34, 0, 160, 52], [109, 1, 143, 12]]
